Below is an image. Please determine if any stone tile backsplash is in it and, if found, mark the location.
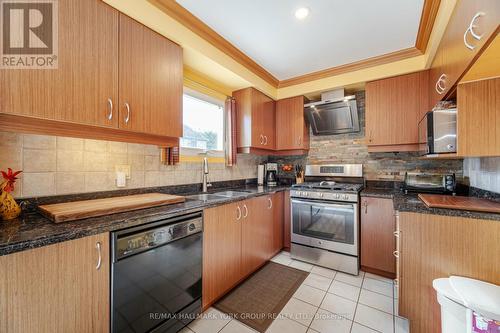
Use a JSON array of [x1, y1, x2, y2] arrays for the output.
[[463, 157, 500, 193], [271, 91, 464, 182], [0, 131, 265, 198]]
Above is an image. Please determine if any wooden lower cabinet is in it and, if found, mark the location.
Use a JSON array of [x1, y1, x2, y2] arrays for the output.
[[271, 192, 284, 256], [0, 233, 110, 333], [241, 196, 271, 277], [203, 194, 284, 309], [398, 212, 500, 333], [360, 197, 396, 277], [202, 202, 242, 309], [283, 190, 291, 250]]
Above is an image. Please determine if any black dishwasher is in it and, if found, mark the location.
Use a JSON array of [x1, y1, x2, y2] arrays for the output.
[[111, 211, 203, 333]]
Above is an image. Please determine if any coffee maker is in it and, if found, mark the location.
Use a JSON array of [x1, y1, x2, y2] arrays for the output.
[[265, 163, 278, 186]]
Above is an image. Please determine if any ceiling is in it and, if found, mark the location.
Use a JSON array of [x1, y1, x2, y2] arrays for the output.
[[176, 0, 425, 81]]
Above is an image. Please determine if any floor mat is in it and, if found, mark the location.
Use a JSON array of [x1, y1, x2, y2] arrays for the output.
[[214, 261, 309, 332]]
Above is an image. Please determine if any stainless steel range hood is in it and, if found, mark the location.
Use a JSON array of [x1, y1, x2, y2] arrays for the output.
[[304, 89, 359, 135]]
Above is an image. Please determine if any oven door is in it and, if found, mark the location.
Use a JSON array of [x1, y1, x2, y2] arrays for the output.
[[291, 198, 358, 256]]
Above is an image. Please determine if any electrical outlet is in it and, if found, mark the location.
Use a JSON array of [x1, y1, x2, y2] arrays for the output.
[[115, 165, 131, 179]]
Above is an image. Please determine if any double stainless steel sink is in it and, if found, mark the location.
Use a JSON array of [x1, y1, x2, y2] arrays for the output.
[[186, 190, 252, 202]]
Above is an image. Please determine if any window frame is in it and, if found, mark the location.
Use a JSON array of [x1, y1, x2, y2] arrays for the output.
[[181, 87, 225, 158]]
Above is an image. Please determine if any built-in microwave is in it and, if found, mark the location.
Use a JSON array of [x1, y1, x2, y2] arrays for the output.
[[418, 109, 457, 155]]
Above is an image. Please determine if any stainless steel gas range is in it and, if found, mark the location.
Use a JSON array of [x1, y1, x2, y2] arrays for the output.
[[290, 164, 363, 275]]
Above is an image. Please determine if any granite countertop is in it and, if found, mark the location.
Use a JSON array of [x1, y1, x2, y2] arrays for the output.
[[0, 185, 290, 256], [361, 188, 500, 222]]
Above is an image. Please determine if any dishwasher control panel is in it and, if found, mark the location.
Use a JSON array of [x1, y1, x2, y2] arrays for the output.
[[113, 212, 203, 261]]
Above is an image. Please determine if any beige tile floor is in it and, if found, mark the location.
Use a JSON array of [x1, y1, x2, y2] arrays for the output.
[[184, 251, 410, 333]]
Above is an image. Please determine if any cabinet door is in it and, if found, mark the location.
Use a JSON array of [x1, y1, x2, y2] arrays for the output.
[[430, 0, 500, 101], [276, 96, 308, 150], [365, 71, 429, 151], [0, 0, 119, 128], [360, 197, 396, 275], [398, 212, 500, 333], [119, 14, 183, 137], [251, 89, 275, 149], [262, 98, 276, 149], [250, 89, 265, 148], [0, 233, 109, 333], [457, 77, 500, 157], [202, 203, 242, 309], [283, 190, 291, 249], [241, 197, 271, 276], [271, 192, 284, 256], [262, 195, 275, 259]]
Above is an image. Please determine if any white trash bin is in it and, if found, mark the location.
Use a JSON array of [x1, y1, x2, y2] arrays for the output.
[[433, 276, 500, 333]]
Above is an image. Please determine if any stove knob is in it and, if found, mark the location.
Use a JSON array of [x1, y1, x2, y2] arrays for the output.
[[319, 193, 324, 198], [305, 192, 309, 196], [343, 194, 349, 200], [335, 194, 340, 199]]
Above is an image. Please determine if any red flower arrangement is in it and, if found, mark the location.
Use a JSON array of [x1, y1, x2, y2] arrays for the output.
[[1, 168, 22, 193]]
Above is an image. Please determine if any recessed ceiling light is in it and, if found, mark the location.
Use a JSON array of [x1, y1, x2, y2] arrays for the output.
[[295, 7, 310, 20]]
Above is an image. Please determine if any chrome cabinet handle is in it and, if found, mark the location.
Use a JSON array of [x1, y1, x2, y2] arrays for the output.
[[363, 200, 368, 214], [435, 74, 446, 94], [107, 98, 113, 120], [469, 12, 485, 41], [268, 198, 272, 209], [124, 103, 131, 124], [264, 135, 268, 145], [243, 204, 248, 218], [393, 231, 400, 238], [96, 242, 102, 270], [464, 12, 485, 50], [463, 27, 475, 50], [236, 206, 242, 220], [435, 80, 443, 94], [259, 134, 264, 145], [393, 250, 400, 258]]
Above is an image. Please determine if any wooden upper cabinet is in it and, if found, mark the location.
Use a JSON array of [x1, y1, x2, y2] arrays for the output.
[[233, 87, 275, 151], [429, 0, 500, 106], [360, 197, 396, 277], [119, 14, 183, 137], [457, 77, 500, 157], [0, 233, 109, 333], [0, 0, 119, 128], [275, 96, 310, 151], [365, 70, 429, 152]]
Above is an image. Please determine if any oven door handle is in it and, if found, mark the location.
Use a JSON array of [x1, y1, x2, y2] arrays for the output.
[[291, 198, 355, 210]]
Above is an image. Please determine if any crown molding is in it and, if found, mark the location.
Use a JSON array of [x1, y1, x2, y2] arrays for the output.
[[151, 0, 440, 90], [278, 47, 423, 88], [416, 0, 441, 52]]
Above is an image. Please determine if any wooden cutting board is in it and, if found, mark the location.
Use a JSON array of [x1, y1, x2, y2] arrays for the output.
[[39, 193, 185, 223], [418, 194, 500, 214]]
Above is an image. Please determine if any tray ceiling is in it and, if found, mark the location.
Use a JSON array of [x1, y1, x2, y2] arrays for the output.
[[176, 0, 425, 81]]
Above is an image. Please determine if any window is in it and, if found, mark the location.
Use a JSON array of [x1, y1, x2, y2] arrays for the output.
[[180, 92, 224, 151]]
